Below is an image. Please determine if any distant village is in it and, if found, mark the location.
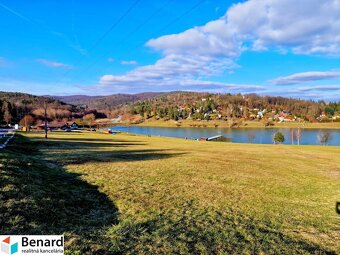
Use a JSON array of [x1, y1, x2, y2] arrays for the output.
[[127, 95, 340, 126], [1, 92, 340, 131]]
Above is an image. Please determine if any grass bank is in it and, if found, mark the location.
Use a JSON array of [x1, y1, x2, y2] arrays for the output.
[[0, 136, 8, 144], [133, 119, 340, 129], [1, 131, 339, 254]]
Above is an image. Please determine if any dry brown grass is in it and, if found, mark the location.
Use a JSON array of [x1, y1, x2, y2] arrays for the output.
[[2, 131, 339, 254]]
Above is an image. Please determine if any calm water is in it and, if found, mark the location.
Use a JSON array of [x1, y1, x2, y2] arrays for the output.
[[111, 126, 340, 146]]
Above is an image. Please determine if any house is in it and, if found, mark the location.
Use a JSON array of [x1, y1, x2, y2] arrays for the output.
[[317, 114, 327, 121], [278, 116, 285, 123], [69, 122, 79, 130], [61, 122, 79, 130], [35, 123, 63, 130], [35, 121, 79, 131], [257, 111, 264, 119]]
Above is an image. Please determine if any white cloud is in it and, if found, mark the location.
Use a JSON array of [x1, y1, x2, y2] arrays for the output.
[[98, 0, 340, 98], [100, 54, 239, 91], [252, 85, 340, 101], [99, 73, 263, 94], [107, 57, 114, 63], [226, 0, 340, 55], [37, 59, 72, 69], [270, 71, 340, 85], [148, 0, 340, 57], [121, 60, 138, 65], [147, 19, 242, 58], [296, 85, 340, 92]]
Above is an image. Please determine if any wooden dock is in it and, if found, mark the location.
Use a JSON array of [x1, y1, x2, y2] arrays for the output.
[[206, 135, 231, 142]]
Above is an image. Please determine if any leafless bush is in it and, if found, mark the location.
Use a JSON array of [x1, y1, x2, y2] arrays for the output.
[[291, 128, 303, 145], [247, 131, 255, 143], [318, 130, 332, 145]]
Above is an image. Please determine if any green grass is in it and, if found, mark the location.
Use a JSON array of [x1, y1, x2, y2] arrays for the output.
[[1, 131, 339, 254], [0, 136, 10, 144]]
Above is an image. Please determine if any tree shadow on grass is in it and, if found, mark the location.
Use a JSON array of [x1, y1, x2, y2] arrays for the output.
[[39, 140, 147, 148], [33, 136, 186, 165], [0, 136, 119, 253], [51, 149, 186, 165], [41, 135, 144, 143]]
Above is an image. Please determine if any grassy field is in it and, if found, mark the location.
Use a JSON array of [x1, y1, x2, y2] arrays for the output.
[[1, 131, 339, 254], [0, 136, 8, 144], [133, 119, 340, 129]]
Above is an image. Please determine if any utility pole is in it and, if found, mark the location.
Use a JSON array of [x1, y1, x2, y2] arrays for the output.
[[44, 100, 48, 139], [23, 100, 28, 131]]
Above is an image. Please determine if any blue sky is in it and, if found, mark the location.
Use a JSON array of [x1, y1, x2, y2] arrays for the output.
[[0, 0, 339, 100]]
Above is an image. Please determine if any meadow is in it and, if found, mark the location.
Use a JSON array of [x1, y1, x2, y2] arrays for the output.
[[0, 136, 8, 144], [0, 131, 339, 254]]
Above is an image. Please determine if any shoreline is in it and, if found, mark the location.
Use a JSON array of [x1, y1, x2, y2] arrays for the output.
[[112, 132, 339, 147], [117, 120, 340, 129]]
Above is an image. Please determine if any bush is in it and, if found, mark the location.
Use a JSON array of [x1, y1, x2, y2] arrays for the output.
[[318, 130, 332, 145], [273, 132, 285, 144]]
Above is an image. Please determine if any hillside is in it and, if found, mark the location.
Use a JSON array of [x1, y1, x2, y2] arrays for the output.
[[0, 91, 66, 106], [52, 95, 102, 105], [123, 91, 340, 123], [53, 92, 164, 110], [0, 91, 74, 125], [1, 91, 340, 127]]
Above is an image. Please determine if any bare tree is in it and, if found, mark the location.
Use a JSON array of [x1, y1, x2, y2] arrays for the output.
[[318, 130, 332, 145], [83, 113, 96, 129], [2, 101, 12, 124], [19, 115, 35, 131], [43, 100, 48, 139], [296, 128, 302, 145], [247, 131, 255, 143], [290, 129, 294, 145], [291, 128, 303, 145]]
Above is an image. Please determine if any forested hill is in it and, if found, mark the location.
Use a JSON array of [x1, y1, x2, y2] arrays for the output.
[[124, 92, 340, 122], [53, 92, 164, 110], [0, 91, 74, 125], [1, 91, 339, 126]]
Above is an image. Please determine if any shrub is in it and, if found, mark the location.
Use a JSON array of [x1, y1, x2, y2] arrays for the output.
[[318, 130, 332, 145], [273, 132, 285, 144]]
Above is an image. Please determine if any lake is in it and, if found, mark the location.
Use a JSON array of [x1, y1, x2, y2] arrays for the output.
[[111, 126, 340, 146]]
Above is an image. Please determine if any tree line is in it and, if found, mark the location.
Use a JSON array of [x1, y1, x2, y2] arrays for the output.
[[0, 92, 104, 127], [1, 91, 340, 126], [128, 92, 340, 122]]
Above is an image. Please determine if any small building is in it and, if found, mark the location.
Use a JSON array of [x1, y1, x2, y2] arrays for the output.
[[69, 122, 79, 130], [35, 121, 78, 131]]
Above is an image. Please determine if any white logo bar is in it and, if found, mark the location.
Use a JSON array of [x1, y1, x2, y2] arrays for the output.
[[0, 235, 64, 255]]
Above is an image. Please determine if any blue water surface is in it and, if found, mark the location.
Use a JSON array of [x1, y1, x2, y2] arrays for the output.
[[111, 126, 340, 146]]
